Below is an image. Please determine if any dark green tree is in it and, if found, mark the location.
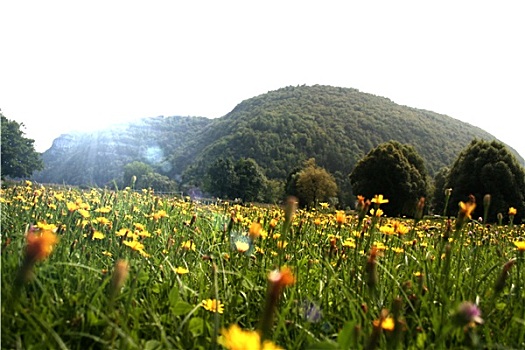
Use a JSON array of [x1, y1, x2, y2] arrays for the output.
[[445, 139, 525, 223], [1, 114, 43, 179], [204, 158, 237, 199], [233, 158, 267, 202], [295, 158, 338, 208], [122, 161, 153, 188], [140, 172, 178, 193], [349, 141, 430, 217], [431, 167, 450, 216]]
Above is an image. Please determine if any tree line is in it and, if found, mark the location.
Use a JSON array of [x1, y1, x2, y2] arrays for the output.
[[3, 111, 525, 223]]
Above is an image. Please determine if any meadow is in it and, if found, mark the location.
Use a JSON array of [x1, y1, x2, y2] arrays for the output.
[[1, 181, 524, 349]]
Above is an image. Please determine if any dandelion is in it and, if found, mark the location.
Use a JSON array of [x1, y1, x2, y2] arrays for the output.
[[260, 266, 295, 340], [25, 227, 59, 263], [92, 231, 105, 240], [219, 324, 283, 350], [456, 196, 476, 230], [249, 222, 263, 239], [201, 299, 224, 314], [509, 207, 517, 226], [371, 194, 389, 206], [513, 241, 525, 251], [372, 316, 395, 331], [175, 266, 189, 275], [319, 202, 330, 209], [235, 240, 250, 253], [336, 210, 346, 226], [181, 240, 196, 251]]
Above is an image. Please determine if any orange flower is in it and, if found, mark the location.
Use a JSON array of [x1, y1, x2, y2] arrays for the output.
[[268, 266, 295, 288], [249, 222, 263, 239], [25, 229, 59, 262], [336, 210, 346, 225]]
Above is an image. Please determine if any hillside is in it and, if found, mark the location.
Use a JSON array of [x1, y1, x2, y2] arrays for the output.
[[32, 85, 524, 190]]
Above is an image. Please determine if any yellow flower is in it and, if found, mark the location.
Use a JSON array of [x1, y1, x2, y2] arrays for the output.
[[67, 202, 79, 212], [95, 216, 111, 226], [249, 222, 263, 239], [319, 202, 330, 209], [153, 210, 168, 220], [373, 316, 395, 331], [25, 229, 59, 262], [335, 210, 347, 225], [513, 241, 525, 251], [370, 208, 384, 217], [91, 231, 105, 240], [509, 207, 517, 216], [201, 299, 224, 313], [123, 240, 145, 251], [235, 241, 250, 253], [95, 206, 112, 214], [269, 218, 278, 229], [459, 200, 476, 220], [219, 324, 283, 350], [36, 222, 58, 232], [371, 194, 389, 205], [175, 266, 189, 275], [77, 209, 90, 219], [181, 240, 196, 251]]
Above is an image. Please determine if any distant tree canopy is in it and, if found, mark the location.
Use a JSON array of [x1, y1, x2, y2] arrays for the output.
[[122, 161, 177, 192], [31, 85, 523, 202], [1, 114, 43, 180], [286, 158, 338, 208], [349, 141, 430, 217], [438, 139, 525, 223], [205, 157, 267, 202]]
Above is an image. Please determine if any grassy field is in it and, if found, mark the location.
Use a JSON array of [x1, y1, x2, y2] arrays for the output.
[[1, 181, 524, 349]]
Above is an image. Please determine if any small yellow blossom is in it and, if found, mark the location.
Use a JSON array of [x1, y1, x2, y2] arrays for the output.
[[202, 299, 224, 313], [175, 266, 189, 275], [513, 241, 525, 251], [219, 324, 283, 350], [371, 194, 389, 205], [235, 241, 250, 253], [509, 207, 517, 216], [181, 240, 196, 251], [92, 231, 105, 240], [373, 317, 395, 331]]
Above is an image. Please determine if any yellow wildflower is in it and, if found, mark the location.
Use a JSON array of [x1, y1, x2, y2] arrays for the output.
[[181, 240, 196, 251], [249, 222, 263, 239], [235, 241, 250, 253], [220, 324, 283, 350], [175, 266, 189, 275], [92, 231, 105, 240], [373, 316, 395, 331], [513, 241, 525, 251], [201, 299, 224, 313], [509, 207, 517, 216], [371, 194, 389, 205]]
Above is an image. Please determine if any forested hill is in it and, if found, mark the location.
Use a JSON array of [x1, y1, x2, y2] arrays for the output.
[[32, 85, 524, 188]]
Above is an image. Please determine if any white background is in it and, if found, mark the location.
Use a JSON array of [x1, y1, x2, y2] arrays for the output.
[[2, 1, 523, 159]]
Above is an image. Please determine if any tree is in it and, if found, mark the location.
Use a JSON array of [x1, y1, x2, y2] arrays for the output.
[[295, 158, 338, 208], [430, 167, 450, 215], [233, 158, 267, 202], [1, 114, 44, 179], [204, 158, 237, 198], [140, 172, 178, 193], [349, 141, 430, 217], [444, 139, 525, 223], [122, 161, 153, 188]]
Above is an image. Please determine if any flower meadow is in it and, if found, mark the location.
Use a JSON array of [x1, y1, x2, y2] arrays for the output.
[[1, 182, 525, 349]]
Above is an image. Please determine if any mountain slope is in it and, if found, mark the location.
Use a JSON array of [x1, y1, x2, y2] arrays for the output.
[[33, 85, 524, 190]]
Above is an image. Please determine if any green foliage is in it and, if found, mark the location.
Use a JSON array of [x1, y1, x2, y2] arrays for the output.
[[2, 184, 525, 349], [443, 139, 525, 223], [1, 114, 43, 179], [204, 157, 267, 202], [31, 85, 524, 206], [121, 161, 178, 192], [294, 158, 338, 207], [349, 141, 430, 217], [123, 161, 153, 187]]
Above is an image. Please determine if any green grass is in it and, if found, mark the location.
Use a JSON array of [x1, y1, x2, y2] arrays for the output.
[[1, 182, 524, 349]]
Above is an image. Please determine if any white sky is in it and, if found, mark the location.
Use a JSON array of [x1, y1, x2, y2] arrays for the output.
[[1, 1, 524, 160]]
